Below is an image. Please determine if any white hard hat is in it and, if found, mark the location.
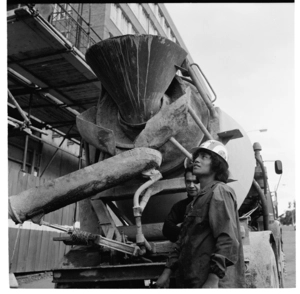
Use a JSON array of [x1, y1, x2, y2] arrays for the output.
[[191, 140, 229, 167]]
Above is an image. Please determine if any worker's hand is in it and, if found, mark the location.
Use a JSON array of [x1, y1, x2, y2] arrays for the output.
[[156, 268, 172, 288], [202, 273, 219, 288]]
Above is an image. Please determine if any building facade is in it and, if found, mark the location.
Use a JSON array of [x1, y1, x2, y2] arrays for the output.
[[50, 3, 192, 59]]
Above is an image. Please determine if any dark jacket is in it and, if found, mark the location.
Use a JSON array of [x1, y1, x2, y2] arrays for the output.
[[165, 181, 245, 288], [162, 197, 193, 242]]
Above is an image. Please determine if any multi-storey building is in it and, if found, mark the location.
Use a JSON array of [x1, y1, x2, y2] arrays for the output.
[[49, 3, 192, 58]]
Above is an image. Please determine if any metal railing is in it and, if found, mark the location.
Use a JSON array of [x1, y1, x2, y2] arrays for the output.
[[50, 3, 102, 54]]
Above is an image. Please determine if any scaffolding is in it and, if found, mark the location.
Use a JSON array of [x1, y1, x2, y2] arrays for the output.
[[8, 5, 101, 177], [51, 3, 102, 54]]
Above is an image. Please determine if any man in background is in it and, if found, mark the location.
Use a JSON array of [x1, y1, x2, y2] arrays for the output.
[[162, 167, 200, 242]]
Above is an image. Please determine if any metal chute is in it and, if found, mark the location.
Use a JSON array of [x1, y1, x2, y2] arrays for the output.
[[85, 34, 188, 125]]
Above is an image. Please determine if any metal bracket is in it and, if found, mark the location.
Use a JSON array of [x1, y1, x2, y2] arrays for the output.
[[217, 129, 243, 145]]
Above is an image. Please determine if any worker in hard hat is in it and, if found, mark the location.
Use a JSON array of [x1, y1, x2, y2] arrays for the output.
[[156, 140, 245, 288], [162, 167, 200, 243]]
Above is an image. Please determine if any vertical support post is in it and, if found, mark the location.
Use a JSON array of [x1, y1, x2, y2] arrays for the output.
[[98, 151, 105, 162], [39, 124, 74, 178], [21, 92, 33, 172], [74, 138, 83, 226], [83, 141, 90, 166], [87, 3, 91, 49], [75, 3, 83, 50], [94, 148, 100, 164], [21, 136, 29, 172], [78, 139, 83, 169], [30, 149, 36, 175]]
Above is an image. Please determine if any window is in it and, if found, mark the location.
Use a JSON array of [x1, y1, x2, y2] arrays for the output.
[[166, 26, 171, 39], [159, 10, 164, 27], [129, 3, 151, 33], [120, 14, 128, 34], [163, 21, 169, 36], [111, 4, 137, 35], [149, 21, 155, 35], [171, 33, 177, 43], [116, 6, 122, 28], [153, 4, 159, 20], [128, 22, 133, 34], [129, 3, 139, 18], [140, 8, 148, 32], [53, 4, 71, 21], [148, 3, 155, 12], [110, 4, 117, 23]]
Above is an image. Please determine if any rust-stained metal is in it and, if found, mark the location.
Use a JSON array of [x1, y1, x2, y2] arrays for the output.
[[42, 221, 140, 256], [243, 231, 279, 288], [8, 148, 162, 224], [134, 90, 189, 149], [76, 83, 208, 174], [76, 107, 116, 156], [85, 35, 188, 125]]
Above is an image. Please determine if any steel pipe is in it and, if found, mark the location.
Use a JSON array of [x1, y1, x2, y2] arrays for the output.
[[252, 179, 269, 230], [8, 116, 48, 135], [169, 137, 193, 160], [39, 125, 74, 177], [187, 105, 213, 140], [186, 60, 218, 119], [9, 148, 162, 224], [8, 89, 31, 125]]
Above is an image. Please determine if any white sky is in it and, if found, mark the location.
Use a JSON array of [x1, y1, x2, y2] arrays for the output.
[[165, 3, 295, 215]]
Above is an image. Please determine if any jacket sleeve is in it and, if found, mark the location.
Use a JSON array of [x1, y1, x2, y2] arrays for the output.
[[162, 202, 182, 242], [208, 185, 240, 279], [165, 230, 182, 270], [164, 201, 190, 269]]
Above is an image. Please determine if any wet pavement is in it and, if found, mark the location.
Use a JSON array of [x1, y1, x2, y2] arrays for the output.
[[281, 225, 296, 288]]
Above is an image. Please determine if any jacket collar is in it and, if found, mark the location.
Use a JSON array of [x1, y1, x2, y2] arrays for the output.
[[198, 180, 220, 196]]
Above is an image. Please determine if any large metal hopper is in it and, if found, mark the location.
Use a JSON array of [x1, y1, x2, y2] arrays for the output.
[[85, 34, 188, 125]]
